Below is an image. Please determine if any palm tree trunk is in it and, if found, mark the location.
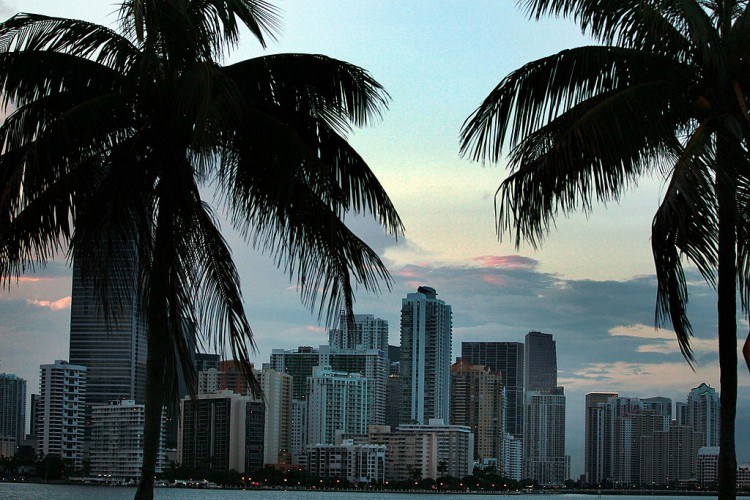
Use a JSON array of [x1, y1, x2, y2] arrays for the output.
[[135, 320, 167, 500], [716, 137, 738, 499]]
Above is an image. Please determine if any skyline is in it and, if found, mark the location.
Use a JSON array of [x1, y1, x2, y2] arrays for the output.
[[2, 0, 750, 478]]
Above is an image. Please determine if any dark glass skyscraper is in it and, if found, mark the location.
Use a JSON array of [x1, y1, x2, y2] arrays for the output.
[[68, 248, 147, 406], [461, 341, 524, 439], [0, 373, 26, 444], [523, 331, 557, 392]]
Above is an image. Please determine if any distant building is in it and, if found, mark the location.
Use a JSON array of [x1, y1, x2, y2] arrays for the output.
[[696, 446, 719, 484], [329, 313, 389, 352], [290, 399, 308, 465], [258, 368, 292, 465], [400, 286, 452, 425], [0, 372, 26, 447], [640, 422, 703, 484], [195, 353, 221, 372], [269, 346, 320, 401], [177, 390, 264, 473], [738, 463, 750, 488], [360, 425, 438, 482], [0, 436, 15, 458], [584, 392, 618, 485], [38, 360, 86, 469], [306, 440, 386, 483], [385, 373, 402, 428], [686, 383, 720, 448], [90, 400, 165, 481], [523, 388, 566, 485], [397, 419, 474, 479], [524, 331, 557, 392], [245, 401, 265, 470], [461, 341, 524, 440], [306, 366, 368, 446], [449, 360, 503, 466], [503, 433, 522, 481]]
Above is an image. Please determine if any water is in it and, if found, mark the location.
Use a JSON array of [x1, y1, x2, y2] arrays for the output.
[[0, 483, 710, 500]]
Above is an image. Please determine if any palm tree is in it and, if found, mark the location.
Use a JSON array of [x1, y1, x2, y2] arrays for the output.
[[0, 1, 401, 498], [461, 1, 750, 496]]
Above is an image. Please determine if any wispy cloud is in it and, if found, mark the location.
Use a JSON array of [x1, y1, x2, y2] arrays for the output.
[[474, 255, 537, 270], [609, 323, 674, 340], [27, 296, 71, 311]]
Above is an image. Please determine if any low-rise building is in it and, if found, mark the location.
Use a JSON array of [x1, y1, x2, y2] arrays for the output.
[[697, 446, 719, 484], [306, 439, 386, 483]]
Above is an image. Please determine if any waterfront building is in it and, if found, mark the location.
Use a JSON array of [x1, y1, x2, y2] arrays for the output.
[[640, 421, 703, 484], [449, 360, 504, 466], [290, 399, 308, 465], [245, 401, 265, 470], [584, 392, 618, 485], [177, 390, 263, 473], [306, 439, 386, 483], [306, 366, 368, 446], [90, 400, 165, 481], [258, 368, 292, 465], [0, 372, 26, 447], [269, 346, 320, 401], [400, 286, 452, 425], [686, 383, 720, 447], [397, 419, 474, 479], [38, 360, 86, 469], [328, 313, 389, 352], [697, 446, 719, 484], [523, 388, 566, 485], [503, 433, 522, 480], [461, 341, 524, 440], [363, 425, 438, 481]]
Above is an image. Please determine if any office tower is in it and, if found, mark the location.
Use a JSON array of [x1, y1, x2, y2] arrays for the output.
[[290, 400, 308, 465], [269, 346, 320, 401], [0, 372, 26, 446], [449, 360, 504, 466], [90, 400, 165, 481], [523, 388, 566, 485], [321, 345, 388, 425], [385, 373, 402, 428], [640, 421, 703, 484], [306, 440, 386, 483], [68, 248, 147, 407], [523, 331, 556, 391], [686, 383, 720, 447], [400, 286, 452, 424], [329, 313, 389, 352], [38, 360, 86, 469], [177, 390, 263, 473], [245, 401, 265, 470], [306, 366, 369, 445], [675, 401, 689, 425], [258, 368, 292, 465], [585, 392, 618, 485], [461, 341, 524, 439], [396, 420, 475, 479]]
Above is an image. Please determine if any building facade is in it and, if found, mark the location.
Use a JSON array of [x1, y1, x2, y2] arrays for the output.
[[640, 422, 703, 484], [258, 368, 292, 465], [38, 360, 86, 469], [686, 383, 720, 448], [329, 313, 389, 352], [400, 286, 452, 425], [397, 420, 474, 479], [306, 440, 386, 483], [523, 388, 566, 485], [306, 367, 369, 446], [90, 400, 165, 480], [0, 372, 26, 446]]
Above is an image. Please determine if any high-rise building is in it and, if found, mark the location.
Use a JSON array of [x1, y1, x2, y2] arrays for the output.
[[686, 383, 720, 447], [321, 345, 387, 426], [329, 313, 389, 352], [68, 248, 147, 407], [258, 368, 292, 465], [640, 421, 703, 484], [177, 390, 263, 473], [306, 366, 369, 446], [523, 331, 556, 392], [0, 372, 26, 447], [90, 400, 165, 481], [697, 446, 720, 484], [585, 392, 618, 486], [523, 388, 566, 485], [245, 401, 265, 470], [29, 393, 39, 439], [358, 425, 438, 482], [503, 433, 522, 481], [194, 353, 221, 372], [269, 346, 320, 401], [38, 360, 86, 469], [449, 360, 504, 466], [461, 342, 524, 440], [290, 399, 308, 465], [400, 286, 452, 425], [385, 373, 402, 429]]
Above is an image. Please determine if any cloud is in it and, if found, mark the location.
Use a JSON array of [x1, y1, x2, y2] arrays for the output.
[[609, 323, 674, 340], [474, 255, 537, 270], [27, 296, 71, 311], [305, 325, 326, 334]]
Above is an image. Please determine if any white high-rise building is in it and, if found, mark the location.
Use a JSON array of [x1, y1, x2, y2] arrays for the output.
[[258, 368, 292, 465], [523, 388, 566, 485], [400, 286, 452, 425], [306, 366, 368, 446], [329, 313, 389, 352], [686, 383, 720, 447], [90, 400, 165, 481], [291, 399, 308, 465], [38, 360, 86, 469]]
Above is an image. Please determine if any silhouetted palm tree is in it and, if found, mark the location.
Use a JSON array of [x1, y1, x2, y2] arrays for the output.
[[461, 1, 750, 496], [0, 1, 400, 498]]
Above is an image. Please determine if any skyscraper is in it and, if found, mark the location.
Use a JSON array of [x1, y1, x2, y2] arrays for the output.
[[68, 248, 147, 406], [306, 366, 369, 445], [461, 341, 524, 439], [686, 383, 720, 447], [269, 346, 320, 401], [38, 360, 86, 469], [584, 392, 617, 486], [449, 360, 504, 466], [400, 286, 452, 425], [0, 372, 26, 446], [523, 331, 556, 392], [329, 313, 389, 352]]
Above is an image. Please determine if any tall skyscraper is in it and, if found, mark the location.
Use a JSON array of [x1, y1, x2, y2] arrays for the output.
[[400, 286, 452, 424], [68, 248, 147, 406], [523, 331, 565, 485], [306, 366, 369, 446], [329, 313, 389, 352], [258, 368, 292, 465], [640, 421, 703, 484], [38, 360, 86, 469], [269, 346, 320, 401], [584, 392, 618, 486], [0, 372, 26, 446], [686, 383, 720, 447], [449, 360, 504, 466], [461, 341, 524, 439]]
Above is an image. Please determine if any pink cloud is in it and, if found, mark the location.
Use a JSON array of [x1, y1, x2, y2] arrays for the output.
[[27, 296, 71, 311], [474, 255, 536, 270], [394, 269, 422, 279], [481, 274, 506, 286], [305, 325, 326, 334]]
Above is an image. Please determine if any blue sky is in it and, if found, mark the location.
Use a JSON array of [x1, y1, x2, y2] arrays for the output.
[[3, 0, 750, 477]]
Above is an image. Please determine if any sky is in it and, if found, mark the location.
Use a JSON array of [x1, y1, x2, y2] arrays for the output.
[[2, 0, 749, 478]]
